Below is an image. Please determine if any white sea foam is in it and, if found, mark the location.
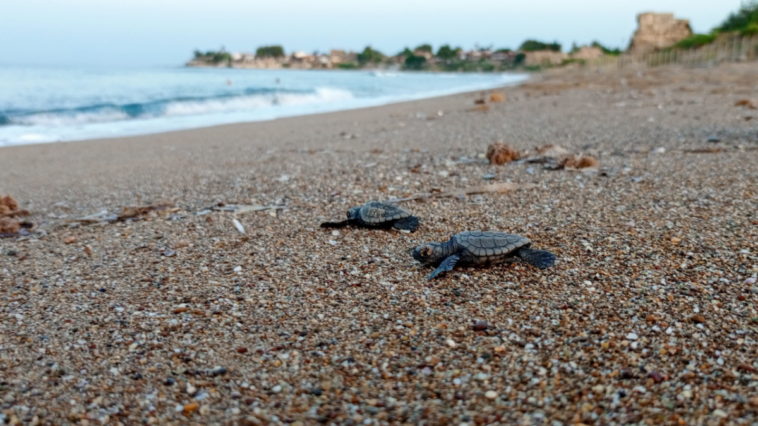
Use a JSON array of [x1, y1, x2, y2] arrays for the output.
[[14, 110, 132, 127], [162, 88, 353, 117], [0, 66, 526, 146]]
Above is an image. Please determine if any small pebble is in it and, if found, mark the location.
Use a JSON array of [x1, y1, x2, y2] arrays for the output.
[[471, 321, 489, 331], [209, 366, 227, 376], [648, 371, 665, 383]]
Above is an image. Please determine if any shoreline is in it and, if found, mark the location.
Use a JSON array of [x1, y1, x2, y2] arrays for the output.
[[1, 63, 758, 424], [0, 69, 527, 148]]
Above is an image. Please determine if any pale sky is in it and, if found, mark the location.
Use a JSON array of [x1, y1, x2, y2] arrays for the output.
[[0, 0, 741, 67]]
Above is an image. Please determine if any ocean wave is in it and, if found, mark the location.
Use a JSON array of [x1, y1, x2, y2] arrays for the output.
[[371, 71, 399, 78], [0, 87, 353, 127]]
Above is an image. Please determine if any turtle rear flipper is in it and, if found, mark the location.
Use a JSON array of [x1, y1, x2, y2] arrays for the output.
[[320, 220, 350, 228], [516, 248, 556, 269], [393, 216, 419, 232]]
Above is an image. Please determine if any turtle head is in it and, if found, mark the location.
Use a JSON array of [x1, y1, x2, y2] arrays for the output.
[[412, 243, 444, 265], [347, 207, 360, 220]]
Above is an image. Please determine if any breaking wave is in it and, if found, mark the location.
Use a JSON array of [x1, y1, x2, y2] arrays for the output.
[[0, 87, 353, 128], [0, 66, 527, 145]]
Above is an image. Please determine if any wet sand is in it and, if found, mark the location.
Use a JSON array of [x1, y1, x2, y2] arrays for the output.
[[1, 64, 758, 425]]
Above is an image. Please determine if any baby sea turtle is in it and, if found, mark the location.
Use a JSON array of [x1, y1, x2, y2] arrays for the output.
[[321, 201, 419, 232], [413, 231, 556, 280]]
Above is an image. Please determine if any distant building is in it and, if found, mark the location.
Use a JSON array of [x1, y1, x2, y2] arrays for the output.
[[413, 50, 433, 60], [464, 50, 492, 61], [291, 51, 310, 60], [490, 51, 517, 62], [330, 49, 346, 64]]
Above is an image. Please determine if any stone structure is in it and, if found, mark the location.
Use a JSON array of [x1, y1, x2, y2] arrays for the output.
[[628, 12, 692, 54], [570, 46, 604, 60], [524, 50, 569, 66]]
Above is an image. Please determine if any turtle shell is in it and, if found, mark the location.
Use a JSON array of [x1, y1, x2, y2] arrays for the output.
[[359, 201, 410, 224], [454, 231, 530, 260]]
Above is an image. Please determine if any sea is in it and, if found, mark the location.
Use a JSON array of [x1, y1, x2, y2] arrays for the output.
[[0, 65, 526, 146]]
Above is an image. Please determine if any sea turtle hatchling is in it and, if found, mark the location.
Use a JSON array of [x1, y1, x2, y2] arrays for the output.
[[413, 231, 556, 280], [321, 201, 420, 232]]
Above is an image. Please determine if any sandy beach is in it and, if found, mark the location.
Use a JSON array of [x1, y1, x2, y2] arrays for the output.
[[1, 64, 758, 425]]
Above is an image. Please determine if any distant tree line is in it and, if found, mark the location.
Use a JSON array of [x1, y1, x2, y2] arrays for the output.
[[518, 40, 562, 52], [673, 0, 758, 49], [256, 45, 285, 58], [193, 50, 232, 64]]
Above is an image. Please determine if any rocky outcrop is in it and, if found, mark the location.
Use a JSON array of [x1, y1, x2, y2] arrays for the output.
[[629, 12, 692, 54], [570, 46, 604, 60], [524, 50, 568, 66]]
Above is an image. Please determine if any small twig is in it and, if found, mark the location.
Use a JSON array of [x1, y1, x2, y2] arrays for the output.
[[388, 182, 536, 203]]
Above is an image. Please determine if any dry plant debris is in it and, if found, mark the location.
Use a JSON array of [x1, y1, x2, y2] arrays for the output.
[[0, 195, 33, 237], [486, 142, 521, 165], [470, 104, 490, 112], [391, 182, 535, 202], [558, 154, 599, 169], [684, 147, 725, 154], [0, 195, 29, 218], [0, 217, 21, 233], [489, 93, 505, 103], [735, 99, 757, 109], [537, 144, 570, 158], [117, 200, 177, 221], [519, 144, 572, 165], [198, 203, 287, 215], [67, 201, 178, 225]]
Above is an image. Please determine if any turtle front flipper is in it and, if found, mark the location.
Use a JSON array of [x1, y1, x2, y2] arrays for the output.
[[516, 248, 556, 269], [393, 216, 420, 232], [320, 220, 351, 228], [428, 254, 460, 280]]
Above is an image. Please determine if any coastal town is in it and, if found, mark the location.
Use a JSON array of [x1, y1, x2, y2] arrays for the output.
[[187, 12, 701, 71]]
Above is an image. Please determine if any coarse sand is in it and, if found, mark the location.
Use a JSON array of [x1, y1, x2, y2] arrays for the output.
[[0, 63, 757, 425]]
